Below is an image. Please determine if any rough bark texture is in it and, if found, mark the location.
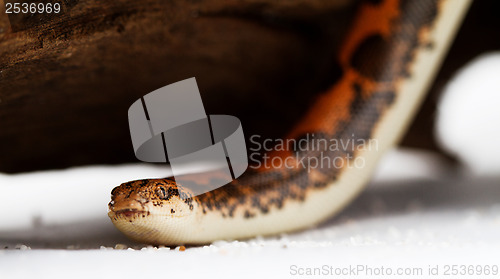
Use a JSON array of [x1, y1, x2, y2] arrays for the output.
[[0, 0, 355, 172], [0, 0, 498, 173]]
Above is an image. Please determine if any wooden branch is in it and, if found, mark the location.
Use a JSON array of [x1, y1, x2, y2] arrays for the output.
[[0, 0, 353, 172]]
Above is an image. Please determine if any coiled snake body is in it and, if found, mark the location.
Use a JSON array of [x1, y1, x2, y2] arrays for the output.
[[108, 0, 471, 245]]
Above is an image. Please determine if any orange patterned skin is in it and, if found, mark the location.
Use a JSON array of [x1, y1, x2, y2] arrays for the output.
[[109, 0, 469, 245]]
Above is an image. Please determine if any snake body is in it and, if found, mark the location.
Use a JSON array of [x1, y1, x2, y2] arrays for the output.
[[108, 0, 471, 245]]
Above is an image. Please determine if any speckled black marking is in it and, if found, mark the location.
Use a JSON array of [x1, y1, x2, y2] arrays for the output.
[[351, 0, 438, 81], [351, 35, 393, 81], [244, 211, 254, 219], [139, 179, 150, 187], [291, 132, 330, 157], [192, 0, 442, 219], [116, 0, 442, 221], [343, 84, 396, 142], [228, 204, 237, 217]]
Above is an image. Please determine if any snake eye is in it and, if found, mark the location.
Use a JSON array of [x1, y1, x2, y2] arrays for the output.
[[157, 186, 167, 199]]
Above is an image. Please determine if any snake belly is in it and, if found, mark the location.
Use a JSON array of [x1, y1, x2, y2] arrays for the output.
[[108, 0, 471, 245]]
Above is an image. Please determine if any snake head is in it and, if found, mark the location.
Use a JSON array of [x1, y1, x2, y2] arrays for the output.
[[108, 178, 196, 218], [107, 178, 198, 244]]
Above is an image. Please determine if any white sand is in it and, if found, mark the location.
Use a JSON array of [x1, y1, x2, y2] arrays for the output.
[[1, 148, 499, 278]]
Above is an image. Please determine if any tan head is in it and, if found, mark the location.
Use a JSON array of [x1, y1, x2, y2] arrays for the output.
[[108, 178, 197, 244]]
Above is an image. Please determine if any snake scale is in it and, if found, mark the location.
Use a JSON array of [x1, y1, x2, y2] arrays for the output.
[[108, 0, 471, 245]]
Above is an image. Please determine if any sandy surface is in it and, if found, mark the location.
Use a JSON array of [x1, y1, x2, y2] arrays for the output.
[[1, 148, 499, 278]]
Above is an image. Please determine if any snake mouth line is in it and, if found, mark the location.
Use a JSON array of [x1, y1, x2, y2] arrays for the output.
[[113, 209, 150, 218]]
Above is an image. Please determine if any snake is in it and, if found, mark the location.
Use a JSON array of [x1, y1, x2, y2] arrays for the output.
[[108, 0, 471, 245]]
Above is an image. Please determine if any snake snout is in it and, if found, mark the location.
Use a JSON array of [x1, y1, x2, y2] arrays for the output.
[[109, 186, 150, 216]]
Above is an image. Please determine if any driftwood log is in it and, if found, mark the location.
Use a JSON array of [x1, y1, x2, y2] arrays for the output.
[[0, 0, 499, 173]]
